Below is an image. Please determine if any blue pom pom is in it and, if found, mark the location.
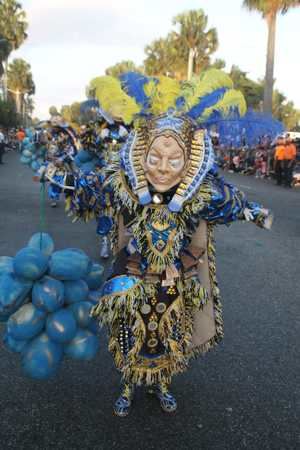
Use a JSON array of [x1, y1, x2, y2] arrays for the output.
[[21, 333, 63, 379], [84, 263, 104, 290], [28, 233, 55, 257], [3, 331, 28, 353], [64, 328, 99, 360], [46, 309, 77, 343], [7, 303, 46, 340], [68, 301, 93, 328], [13, 247, 49, 281], [64, 279, 89, 304], [48, 249, 90, 281], [0, 273, 32, 320], [32, 276, 64, 312]]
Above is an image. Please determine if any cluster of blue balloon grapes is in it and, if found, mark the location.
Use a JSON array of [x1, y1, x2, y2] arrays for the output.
[[0, 233, 104, 379], [20, 130, 46, 172]]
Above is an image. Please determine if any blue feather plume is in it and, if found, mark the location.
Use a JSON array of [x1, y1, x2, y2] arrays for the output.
[[119, 72, 151, 111], [187, 87, 228, 119]]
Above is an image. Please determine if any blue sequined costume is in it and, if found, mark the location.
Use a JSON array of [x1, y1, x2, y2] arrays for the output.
[[67, 113, 271, 387]]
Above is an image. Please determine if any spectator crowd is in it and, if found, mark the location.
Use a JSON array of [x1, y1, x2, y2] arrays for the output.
[[213, 134, 300, 188]]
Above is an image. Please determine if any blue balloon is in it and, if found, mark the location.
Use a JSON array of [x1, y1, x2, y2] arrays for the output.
[[48, 248, 90, 281], [22, 137, 30, 146], [3, 331, 28, 353], [28, 232, 55, 257], [13, 247, 49, 281], [20, 155, 31, 165], [64, 329, 99, 360], [31, 161, 40, 171], [21, 333, 63, 379], [32, 276, 64, 312], [0, 273, 32, 320], [64, 279, 89, 304], [46, 309, 77, 343], [68, 301, 93, 328], [87, 289, 102, 306], [0, 256, 14, 275], [22, 149, 32, 158], [84, 263, 104, 290], [7, 303, 46, 340]]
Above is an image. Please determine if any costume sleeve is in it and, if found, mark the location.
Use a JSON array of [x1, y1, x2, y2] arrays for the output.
[[201, 171, 272, 228], [65, 167, 119, 251]]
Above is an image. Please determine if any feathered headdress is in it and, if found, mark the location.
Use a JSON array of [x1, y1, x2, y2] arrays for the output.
[[87, 68, 246, 125]]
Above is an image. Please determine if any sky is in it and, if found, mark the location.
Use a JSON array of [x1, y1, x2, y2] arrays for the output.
[[12, 0, 300, 118]]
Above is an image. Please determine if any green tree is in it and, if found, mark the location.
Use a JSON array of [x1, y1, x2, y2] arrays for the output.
[[144, 9, 218, 80], [272, 89, 300, 129], [209, 58, 226, 70], [144, 36, 179, 77], [0, 0, 28, 99], [0, 97, 18, 126], [0, 35, 12, 76], [7, 58, 35, 120], [229, 65, 264, 109], [105, 60, 142, 77], [243, 0, 300, 113], [49, 106, 59, 117], [60, 102, 81, 125], [172, 9, 218, 80]]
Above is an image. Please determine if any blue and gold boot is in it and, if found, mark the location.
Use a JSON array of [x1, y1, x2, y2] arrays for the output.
[[149, 382, 177, 413], [113, 383, 135, 417]]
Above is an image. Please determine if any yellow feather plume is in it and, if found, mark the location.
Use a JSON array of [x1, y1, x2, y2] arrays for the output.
[[144, 76, 180, 115], [182, 69, 234, 111], [89, 76, 141, 124]]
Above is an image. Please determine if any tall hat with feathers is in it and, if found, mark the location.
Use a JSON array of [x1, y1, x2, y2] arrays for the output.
[[87, 69, 247, 211]]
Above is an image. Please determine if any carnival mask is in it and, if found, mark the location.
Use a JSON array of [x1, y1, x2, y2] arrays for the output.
[[143, 135, 186, 192]]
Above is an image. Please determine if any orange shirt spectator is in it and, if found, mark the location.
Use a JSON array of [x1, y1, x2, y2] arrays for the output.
[[274, 145, 285, 161], [16, 130, 25, 142], [284, 143, 297, 160]]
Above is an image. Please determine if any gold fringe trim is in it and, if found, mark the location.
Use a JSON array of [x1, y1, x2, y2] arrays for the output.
[[90, 280, 146, 327]]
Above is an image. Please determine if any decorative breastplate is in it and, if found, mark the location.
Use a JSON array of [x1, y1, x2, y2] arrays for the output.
[[145, 220, 177, 256]]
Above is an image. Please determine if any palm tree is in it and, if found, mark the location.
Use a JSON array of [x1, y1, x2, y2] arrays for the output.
[[0, 0, 28, 99], [172, 10, 218, 80], [7, 58, 35, 121], [243, 0, 300, 114], [0, 35, 11, 77], [144, 36, 178, 77]]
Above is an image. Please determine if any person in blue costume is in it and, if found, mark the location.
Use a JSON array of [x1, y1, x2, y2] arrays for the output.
[[40, 125, 77, 207], [68, 111, 272, 417]]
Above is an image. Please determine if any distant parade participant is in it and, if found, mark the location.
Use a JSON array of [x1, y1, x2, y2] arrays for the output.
[[274, 137, 286, 185], [283, 135, 297, 187], [0, 128, 5, 165], [38, 124, 77, 207]]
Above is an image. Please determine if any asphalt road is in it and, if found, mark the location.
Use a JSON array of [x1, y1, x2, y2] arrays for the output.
[[0, 152, 299, 450]]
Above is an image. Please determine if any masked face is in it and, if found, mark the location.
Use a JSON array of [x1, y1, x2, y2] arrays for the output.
[[143, 135, 186, 192]]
